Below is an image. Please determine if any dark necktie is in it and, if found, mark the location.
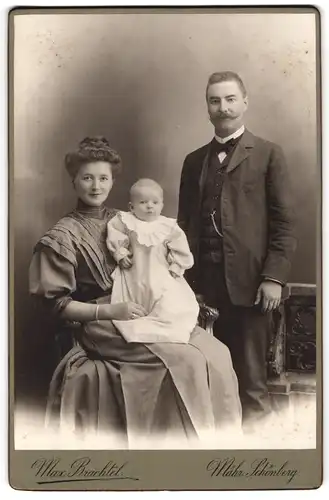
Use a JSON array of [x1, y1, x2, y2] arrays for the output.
[[212, 137, 237, 155]]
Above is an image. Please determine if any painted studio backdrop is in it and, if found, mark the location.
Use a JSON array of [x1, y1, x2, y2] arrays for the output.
[[13, 12, 318, 404]]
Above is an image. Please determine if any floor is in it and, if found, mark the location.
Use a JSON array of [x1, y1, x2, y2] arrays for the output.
[[14, 384, 317, 450]]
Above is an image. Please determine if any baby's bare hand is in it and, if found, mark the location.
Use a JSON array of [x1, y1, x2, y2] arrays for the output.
[[119, 256, 133, 269], [169, 270, 180, 279]]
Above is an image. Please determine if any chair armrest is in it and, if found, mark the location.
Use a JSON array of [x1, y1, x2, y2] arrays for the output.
[[198, 301, 219, 335]]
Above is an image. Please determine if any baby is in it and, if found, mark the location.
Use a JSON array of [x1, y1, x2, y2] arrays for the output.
[[106, 178, 200, 344]]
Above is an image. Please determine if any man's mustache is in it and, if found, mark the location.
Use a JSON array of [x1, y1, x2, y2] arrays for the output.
[[213, 113, 235, 119]]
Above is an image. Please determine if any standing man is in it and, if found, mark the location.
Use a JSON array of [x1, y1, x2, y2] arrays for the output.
[[178, 71, 296, 428]]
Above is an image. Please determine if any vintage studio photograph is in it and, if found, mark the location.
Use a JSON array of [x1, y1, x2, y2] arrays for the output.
[[12, 8, 319, 451]]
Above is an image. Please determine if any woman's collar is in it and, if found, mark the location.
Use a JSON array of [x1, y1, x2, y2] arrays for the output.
[[75, 199, 107, 218], [119, 211, 176, 247]]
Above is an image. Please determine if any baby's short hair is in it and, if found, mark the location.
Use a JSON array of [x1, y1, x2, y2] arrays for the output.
[[130, 178, 163, 199]]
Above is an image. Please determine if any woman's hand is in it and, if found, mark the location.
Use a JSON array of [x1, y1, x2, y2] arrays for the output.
[[100, 302, 147, 321]]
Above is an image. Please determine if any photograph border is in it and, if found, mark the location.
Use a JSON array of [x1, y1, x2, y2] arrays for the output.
[[8, 4, 323, 491]]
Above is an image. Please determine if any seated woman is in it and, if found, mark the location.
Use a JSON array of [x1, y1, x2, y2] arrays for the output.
[[29, 136, 242, 449]]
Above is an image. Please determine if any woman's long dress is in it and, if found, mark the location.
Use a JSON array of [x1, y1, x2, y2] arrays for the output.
[[29, 203, 242, 448]]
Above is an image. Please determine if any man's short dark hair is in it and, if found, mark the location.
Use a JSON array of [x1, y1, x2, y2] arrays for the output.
[[206, 71, 247, 98]]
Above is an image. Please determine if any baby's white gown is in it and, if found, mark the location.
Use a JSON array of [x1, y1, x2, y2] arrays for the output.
[[106, 212, 200, 344]]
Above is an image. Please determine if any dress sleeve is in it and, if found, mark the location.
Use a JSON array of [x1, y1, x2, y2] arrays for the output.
[[166, 224, 194, 277], [29, 245, 76, 316], [106, 214, 131, 262]]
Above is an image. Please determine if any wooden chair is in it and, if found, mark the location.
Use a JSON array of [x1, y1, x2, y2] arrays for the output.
[[55, 292, 289, 381], [56, 302, 219, 359], [55, 285, 316, 417]]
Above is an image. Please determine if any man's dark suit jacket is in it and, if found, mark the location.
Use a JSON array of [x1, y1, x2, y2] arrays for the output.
[[177, 129, 297, 307]]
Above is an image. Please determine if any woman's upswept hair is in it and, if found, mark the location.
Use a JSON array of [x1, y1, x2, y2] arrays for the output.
[[65, 136, 122, 179]]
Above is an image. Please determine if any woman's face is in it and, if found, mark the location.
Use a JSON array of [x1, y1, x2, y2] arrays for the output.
[[73, 161, 114, 207]]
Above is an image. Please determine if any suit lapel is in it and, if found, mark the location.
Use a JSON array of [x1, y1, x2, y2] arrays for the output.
[[198, 130, 255, 199], [226, 129, 255, 173]]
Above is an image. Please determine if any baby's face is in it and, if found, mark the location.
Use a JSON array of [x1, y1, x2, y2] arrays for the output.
[[130, 187, 164, 222]]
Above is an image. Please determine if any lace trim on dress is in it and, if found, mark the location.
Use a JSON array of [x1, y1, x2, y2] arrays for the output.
[[119, 211, 177, 247]]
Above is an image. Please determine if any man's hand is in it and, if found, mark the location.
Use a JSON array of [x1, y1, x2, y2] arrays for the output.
[[119, 256, 133, 269], [254, 281, 282, 313]]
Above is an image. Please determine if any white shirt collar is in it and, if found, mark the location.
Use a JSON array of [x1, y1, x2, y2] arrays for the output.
[[215, 125, 245, 144]]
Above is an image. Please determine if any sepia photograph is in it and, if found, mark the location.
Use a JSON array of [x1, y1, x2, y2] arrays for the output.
[[9, 5, 321, 490]]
